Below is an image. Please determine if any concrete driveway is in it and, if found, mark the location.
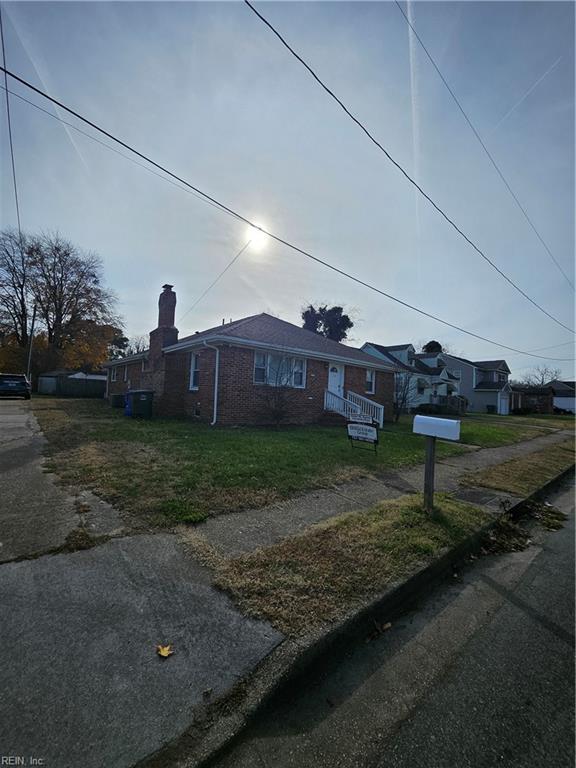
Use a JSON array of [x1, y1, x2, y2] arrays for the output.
[[0, 400, 282, 767]]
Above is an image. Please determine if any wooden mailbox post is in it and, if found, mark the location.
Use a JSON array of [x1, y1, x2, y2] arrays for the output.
[[413, 415, 461, 513]]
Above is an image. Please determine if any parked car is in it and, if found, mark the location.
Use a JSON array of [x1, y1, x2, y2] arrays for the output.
[[0, 373, 31, 399]]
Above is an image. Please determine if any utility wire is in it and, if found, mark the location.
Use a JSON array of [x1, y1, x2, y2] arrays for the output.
[[0, 5, 23, 238], [243, 0, 574, 334], [177, 239, 252, 325], [394, 1, 574, 291], [0, 84, 233, 218], [1, 65, 573, 362]]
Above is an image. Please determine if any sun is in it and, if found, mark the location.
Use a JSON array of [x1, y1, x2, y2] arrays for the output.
[[245, 223, 269, 253]]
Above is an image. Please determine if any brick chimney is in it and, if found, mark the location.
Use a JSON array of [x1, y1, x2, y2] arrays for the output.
[[148, 284, 178, 365]]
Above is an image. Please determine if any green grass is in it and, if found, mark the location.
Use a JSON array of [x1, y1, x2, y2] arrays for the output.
[[216, 493, 490, 636], [462, 440, 575, 496], [392, 414, 548, 448], [465, 413, 575, 431], [31, 399, 553, 525]]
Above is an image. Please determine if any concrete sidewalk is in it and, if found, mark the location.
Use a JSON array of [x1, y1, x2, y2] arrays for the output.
[[197, 428, 573, 557], [0, 400, 282, 768]]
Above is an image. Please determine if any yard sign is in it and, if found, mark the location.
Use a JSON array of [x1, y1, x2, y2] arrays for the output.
[[347, 422, 378, 453]]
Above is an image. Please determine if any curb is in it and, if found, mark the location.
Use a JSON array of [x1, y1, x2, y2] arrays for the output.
[[140, 465, 575, 768]]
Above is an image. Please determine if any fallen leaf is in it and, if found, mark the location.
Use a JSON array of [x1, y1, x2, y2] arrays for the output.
[[157, 644, 174, 658]]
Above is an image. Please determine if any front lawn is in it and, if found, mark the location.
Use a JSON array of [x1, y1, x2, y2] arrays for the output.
[[31, 399, 553, 525], [32, 399, 466, 525], [392, 415, 548, 447]]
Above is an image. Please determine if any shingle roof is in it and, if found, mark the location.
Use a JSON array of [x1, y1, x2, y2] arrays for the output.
[[547, 379, 575, 392], [472, 359, 511, 373], [367, 342, 414, 353], [167, 314, 396, 369], [474, 380, 509, 391]]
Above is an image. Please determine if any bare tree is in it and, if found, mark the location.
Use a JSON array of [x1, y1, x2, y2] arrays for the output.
[[125, 335, 148, 356], [521, 365, 562, 387], [0, 229, 33, 347], [393, 371, 415, 421], [254, 354, 301, 427], [28, 232, 118, 349]]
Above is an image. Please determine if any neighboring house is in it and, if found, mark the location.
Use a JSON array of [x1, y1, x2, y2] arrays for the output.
[[362, 344, 513, 415], [361, 343, 462, 413], [546, 380, 575, 413], [439, 355, 512, 415], [510, 385, 554, 414], [104, 285, 396, 426], [37, 369, 107, 398]]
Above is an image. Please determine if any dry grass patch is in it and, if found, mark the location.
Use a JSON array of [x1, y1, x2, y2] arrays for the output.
[[462, 441, 574, 497], [216, 494, 489, 636]]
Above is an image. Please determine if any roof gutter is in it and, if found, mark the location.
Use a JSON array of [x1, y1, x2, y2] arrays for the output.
[[163, 335, 395, 371], [203, 341, 220, 426]]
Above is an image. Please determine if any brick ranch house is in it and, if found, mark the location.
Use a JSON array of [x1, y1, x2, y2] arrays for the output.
[[105, 285, 396, 426]]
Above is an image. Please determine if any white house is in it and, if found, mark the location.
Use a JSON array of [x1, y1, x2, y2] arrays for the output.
[[361, 343, 462, 413]]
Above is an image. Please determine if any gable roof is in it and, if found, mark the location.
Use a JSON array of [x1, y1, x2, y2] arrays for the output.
[[546, 379, 575, 393], [472, 359, 511, 373], [367, 342, 414, 353], [363, 342, 447, 377], [441, 353, 510, 373], [166, 314, 396, 370]]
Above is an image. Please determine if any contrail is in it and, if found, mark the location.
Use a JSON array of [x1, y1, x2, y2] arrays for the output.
[[3, 4, 91, 174], [490, 57, 562, 134]]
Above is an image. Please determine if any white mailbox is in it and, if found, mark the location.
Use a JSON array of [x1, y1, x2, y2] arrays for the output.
[[413, 415, 461, 442]]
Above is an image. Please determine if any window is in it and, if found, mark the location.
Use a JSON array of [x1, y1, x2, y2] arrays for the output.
[[365, 369, 375, 394], [498, 372, 508, 383], [189, 353, 200, 390], [111, 367, 117, 382], [417, 379, 426, 395], [254, 352, 267, 384], [293, 358, 305, 388], [253, 352, 306, 388]]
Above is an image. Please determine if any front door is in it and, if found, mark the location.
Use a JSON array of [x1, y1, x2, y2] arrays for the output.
[[328, 363, 344, 397]]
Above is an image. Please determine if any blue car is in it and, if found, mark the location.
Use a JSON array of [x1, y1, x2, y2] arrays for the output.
[[0, 373, 31, 399]]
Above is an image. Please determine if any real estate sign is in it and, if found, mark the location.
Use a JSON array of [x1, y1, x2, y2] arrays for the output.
[[347, 423, 378, 445]]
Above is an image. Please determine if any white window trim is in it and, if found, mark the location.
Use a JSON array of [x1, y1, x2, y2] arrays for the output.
[[253, 352, 307, 389], [365, 368, 376, 395], [123, 365, 128, 382], [189, 353, 200, 391], [111, 367, 117, 382]]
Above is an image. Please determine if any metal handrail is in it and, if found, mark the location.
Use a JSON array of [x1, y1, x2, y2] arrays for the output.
[[347, 390, 385, 428], [323, 389, 362, 419]]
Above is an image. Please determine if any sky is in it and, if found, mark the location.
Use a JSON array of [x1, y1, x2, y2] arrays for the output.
[[1, 0, 574, 379]]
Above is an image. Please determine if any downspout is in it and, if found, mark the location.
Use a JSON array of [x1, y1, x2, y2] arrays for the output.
[[203, 341, 220, 426]]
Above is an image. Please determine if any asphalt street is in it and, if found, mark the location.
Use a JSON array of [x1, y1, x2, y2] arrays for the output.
[[211, 479, 575, 768]]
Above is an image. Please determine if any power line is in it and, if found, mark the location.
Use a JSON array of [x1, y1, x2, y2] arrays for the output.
[[243, 0, 574, 334], [0, 5, 23, 238], [1, 65, 573, 363], [0, 84, 233, 219], [394, 1, 574, 291], [177, 239, 252, 325]]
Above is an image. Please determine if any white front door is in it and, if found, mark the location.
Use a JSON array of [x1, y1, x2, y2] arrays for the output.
[[328, 363, 345, 397], [498, 394, 510, 415]]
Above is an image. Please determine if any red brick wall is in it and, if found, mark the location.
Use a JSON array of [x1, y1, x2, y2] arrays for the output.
[[108, 345, 394, 424], [152, 345, 394, 425], [107, 360, 145, 396]]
